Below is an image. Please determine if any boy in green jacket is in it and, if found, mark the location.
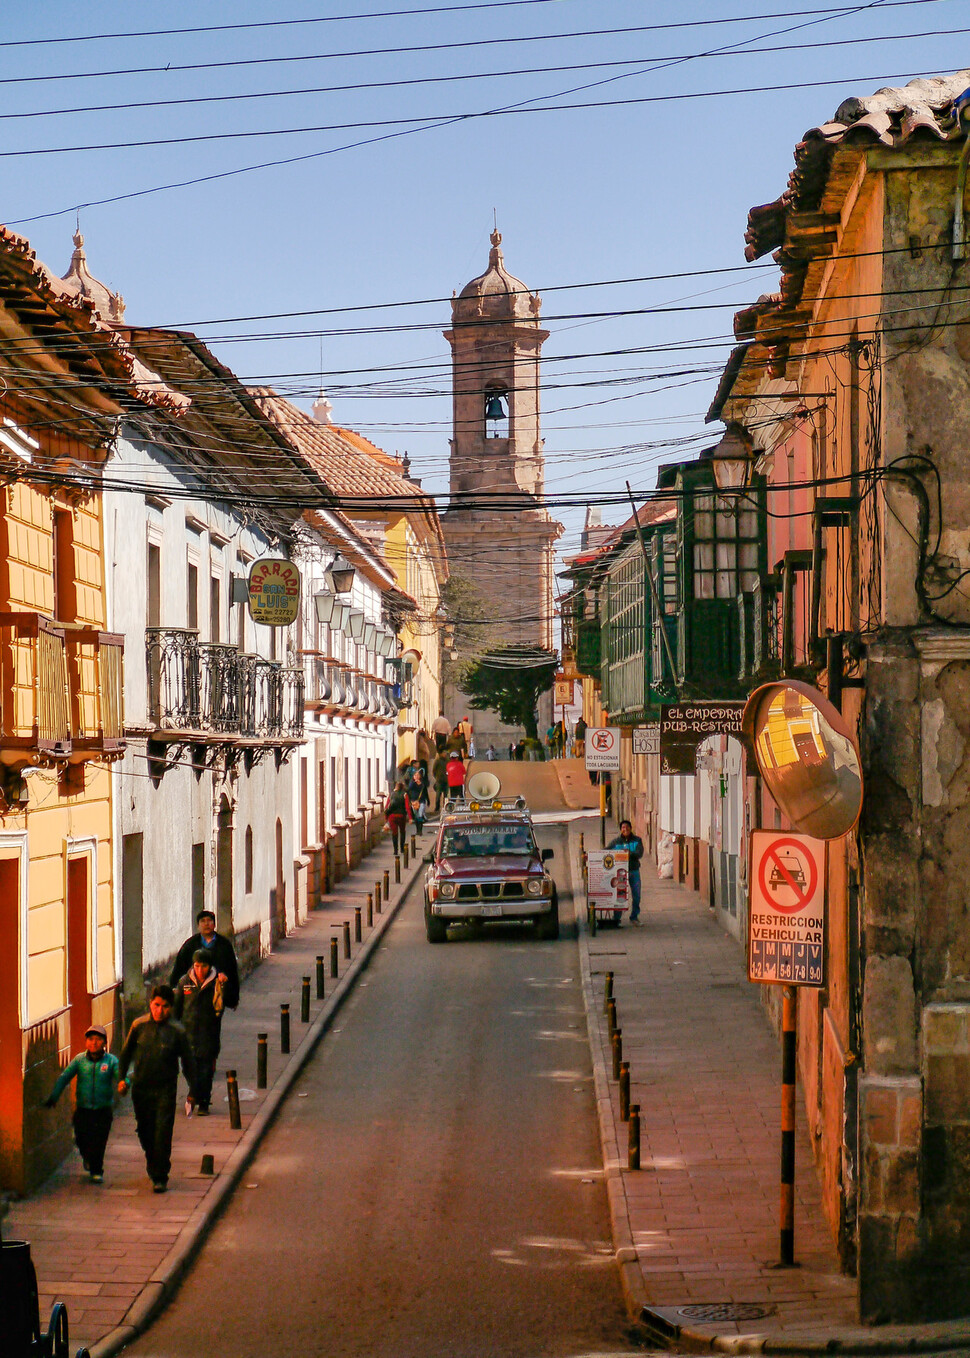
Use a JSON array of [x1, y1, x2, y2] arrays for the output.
[[44, 1024, 119, 1183]]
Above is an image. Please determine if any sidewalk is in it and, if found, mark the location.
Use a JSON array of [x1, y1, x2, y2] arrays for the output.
[[4, 830, 426, 1358], [569, 815, 970, 1354]]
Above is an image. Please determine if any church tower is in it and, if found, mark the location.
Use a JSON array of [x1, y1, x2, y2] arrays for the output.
[[442, 231, 562, 745]]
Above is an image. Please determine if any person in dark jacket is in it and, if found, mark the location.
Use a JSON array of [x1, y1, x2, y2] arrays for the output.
[[384, 780, 412, 854], [170, 910, 239, 1010], [118, 984, 197, 1192], [431, 752, 448, 813], [43, 1024, 119, 1182], [174, 952, 225, 1114], [607, 820, 645, 925]]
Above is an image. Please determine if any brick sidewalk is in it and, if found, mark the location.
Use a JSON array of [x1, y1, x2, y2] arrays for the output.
[[4, 831, 425, 1356], [570, 815, 865, 1346]]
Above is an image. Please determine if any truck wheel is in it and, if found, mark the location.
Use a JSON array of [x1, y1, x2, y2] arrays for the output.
[[425, 903, 448, 943], [536, 896, 560, 941]]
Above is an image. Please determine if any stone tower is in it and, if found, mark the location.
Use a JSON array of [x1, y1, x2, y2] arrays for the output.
[[442, 231, 562, 748]]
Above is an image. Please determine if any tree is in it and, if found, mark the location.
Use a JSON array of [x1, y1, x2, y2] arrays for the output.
[[459, 646, 558, 741]]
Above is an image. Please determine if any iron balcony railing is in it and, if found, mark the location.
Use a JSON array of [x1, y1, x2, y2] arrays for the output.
[[146, 629, 304, 741]]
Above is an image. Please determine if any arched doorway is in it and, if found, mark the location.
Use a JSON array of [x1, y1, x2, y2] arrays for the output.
[[216, 795, 233, 937]]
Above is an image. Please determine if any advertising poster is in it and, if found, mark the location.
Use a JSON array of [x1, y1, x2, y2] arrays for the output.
[[586, 849, 630, 916]]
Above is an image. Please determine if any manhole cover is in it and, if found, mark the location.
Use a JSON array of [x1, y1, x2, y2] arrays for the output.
[[678, 1304, 771, 1323]]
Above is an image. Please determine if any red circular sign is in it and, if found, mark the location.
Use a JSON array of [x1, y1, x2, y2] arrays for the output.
[[591, 729, 614, 751], [757, 837, 818, 915]]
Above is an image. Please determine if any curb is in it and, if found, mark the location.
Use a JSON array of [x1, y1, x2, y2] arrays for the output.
[[86, 852, 424, 1358]]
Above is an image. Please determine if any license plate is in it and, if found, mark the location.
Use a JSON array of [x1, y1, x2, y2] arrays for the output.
[[481, 904, 502, 917]]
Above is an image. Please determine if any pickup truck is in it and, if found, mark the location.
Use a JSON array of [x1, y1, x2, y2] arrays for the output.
[[422, 802, 558, 943]]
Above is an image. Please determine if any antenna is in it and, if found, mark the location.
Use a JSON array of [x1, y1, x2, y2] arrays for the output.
[[493, 207, 497, 231]]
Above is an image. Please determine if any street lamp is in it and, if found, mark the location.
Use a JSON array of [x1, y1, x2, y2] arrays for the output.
[[363, 622, 377, 650], [313, 590, 338, 625], [325, 554, 355, 594], [345, 609, 366, 641], [706, 422, 755, 491]]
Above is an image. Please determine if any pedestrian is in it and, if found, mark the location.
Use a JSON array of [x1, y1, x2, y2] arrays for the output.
[[607, 820, 645, 925], [485, 743, 497, 761], [447, 725, 467, 758], [43, 1024, 119, 1183], [507, 742, 515, 760], [384, 779, 412, 853], [432, 711, 451, 752], [407, 765, 430, 836], [468, 735, 477, 759], [170, 910, 240, 1012], [118, 984, 197, 1193], [446, 752, 466, 798], [574, 716, 587, 757], [173, 952, 225, 1115], [546, 722, 556, 756], [514, 740, 525, 761], [432, 750, 449, 813]]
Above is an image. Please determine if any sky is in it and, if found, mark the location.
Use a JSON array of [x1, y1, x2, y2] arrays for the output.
[[0, 0, 965, 572]]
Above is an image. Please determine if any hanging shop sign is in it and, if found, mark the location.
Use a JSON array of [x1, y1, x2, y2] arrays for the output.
[[633, 724, 660, 756], [247, 558, 301, 627], [585, 726, 621, 772], [660, 702, 745, 775], [748, 829, 826, 987], [554, 676, 576, 707]]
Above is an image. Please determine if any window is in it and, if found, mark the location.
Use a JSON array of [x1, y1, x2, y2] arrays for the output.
[[53, 509, 76, 622], [191, 842, 205, 922], [210, 576, 221, 643], [187, 560, 199, 630], [147, 543, 161, 627], [244, 825, 253, 893], [691, 493, 760, 601]]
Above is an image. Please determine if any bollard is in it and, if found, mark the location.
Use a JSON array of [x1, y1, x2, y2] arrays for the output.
[[604, 970, 614, 1015], [354, 906, 362, 942], [316, 955, 325, 1000], [257, 1032, 268, 1089], [200, 1153, 215, 1175], [280, 1003, 291, 1054], [612, 1028, 623, 1080], [330, 936, 339, 978], [628, 1103, 641, 1170], [375, 880, 382, 913], [619, 1060, 631, 1121], [343, 918, 351, 958], [227, 1069, 242, 1130], [367, 892, 373, 928], [394, 855, 401, 885], [589, 902, 597, 936], [402, 841, 409, 869], [301, 976, 311, 1024], [383, 868, 390, 895], [607, 997, 617, 1037], [781, 985, 797, 1266]]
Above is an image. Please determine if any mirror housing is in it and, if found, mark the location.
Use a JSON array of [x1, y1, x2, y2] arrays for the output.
[[541, 847, 554, 861], [423, 851, 435, 865]]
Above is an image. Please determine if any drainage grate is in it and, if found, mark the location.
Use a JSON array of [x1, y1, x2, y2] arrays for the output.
[[678, 1304, 771, 1323]]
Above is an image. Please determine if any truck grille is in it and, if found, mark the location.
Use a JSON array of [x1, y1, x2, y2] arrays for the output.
[[454, 881, 528, 901]]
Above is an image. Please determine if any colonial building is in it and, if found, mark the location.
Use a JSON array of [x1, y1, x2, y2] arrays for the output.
[[442, 232, 562, 747]]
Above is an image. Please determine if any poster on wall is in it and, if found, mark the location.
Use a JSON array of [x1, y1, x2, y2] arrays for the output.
[[247, 558, 301, 627]]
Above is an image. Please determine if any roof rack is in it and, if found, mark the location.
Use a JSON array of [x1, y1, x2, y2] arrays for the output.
[[442, 796, 530, 814]]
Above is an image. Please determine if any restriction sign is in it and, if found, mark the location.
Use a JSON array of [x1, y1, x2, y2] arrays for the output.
[[748, 830, 826, 987], [585, 726, 621, 772]]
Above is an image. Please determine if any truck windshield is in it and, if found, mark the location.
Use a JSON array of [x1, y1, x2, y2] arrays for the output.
[[441, 825, 534, 857]]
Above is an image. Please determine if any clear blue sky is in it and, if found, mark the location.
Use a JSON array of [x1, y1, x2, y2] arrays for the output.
[[1, 0, 963, 564]]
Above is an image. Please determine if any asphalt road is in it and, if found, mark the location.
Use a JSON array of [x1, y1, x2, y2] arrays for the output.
[[127, 821, 636, 1358]]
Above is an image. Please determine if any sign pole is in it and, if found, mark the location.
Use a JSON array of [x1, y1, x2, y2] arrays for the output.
[[780, 984, 797, 1266], [600, 778, 607, 847]]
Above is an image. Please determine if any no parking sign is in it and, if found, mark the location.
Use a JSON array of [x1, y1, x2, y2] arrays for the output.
[[748, 831, 826, 987]]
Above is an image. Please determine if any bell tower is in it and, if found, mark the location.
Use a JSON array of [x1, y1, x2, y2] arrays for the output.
[[442, 232, 562, 744]]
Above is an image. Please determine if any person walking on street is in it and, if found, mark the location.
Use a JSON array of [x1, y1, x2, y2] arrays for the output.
[[431, 751, 449, 813], [174, 952, 224, 1115], [43, 1024, 119, 1183], [607, 820, 645, 925], [384, 780, 412, 854], [574, 716, 587, 757], [170, 910, 240, 1012], [446, 752, 466, 799], [432, 712, 451, 753], [118, 985, 197, 1192], [407, 766, 430, 836], [447, 725, 467, 758], [485, 743, 497, 761]]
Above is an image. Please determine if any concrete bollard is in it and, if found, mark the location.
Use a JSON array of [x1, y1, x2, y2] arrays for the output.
[[394, 855, 401, 885], [301, 976, 311, 1024], [607, 997, 617, 1038], [619, 1060, 631, 1121], [343, 919, 351, 958], [612, 1028, 623, 1080], [316, 955, 325, 1000], [628, 1103, 641, 1171], [604, 970, 614, 1014], [280, 1003, 291, 1055], [227, 1070, 242, 1130], [375, 880, 382, 913], [330, 936, 339, 978], [257, 1033, 268, 1089], [354, 906, 362, 942], [367, 893, 373, 928], [200, 1153, 215, 1176], [383, 868, 390, 895]]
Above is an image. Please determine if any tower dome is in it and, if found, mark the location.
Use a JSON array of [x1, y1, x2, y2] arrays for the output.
[[59, 230, 125, 323], [454, 230, 539, 320]]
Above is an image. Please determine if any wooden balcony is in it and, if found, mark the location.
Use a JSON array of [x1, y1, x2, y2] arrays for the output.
[[0, 612, 72, 762], [66, 627, 126, 758]]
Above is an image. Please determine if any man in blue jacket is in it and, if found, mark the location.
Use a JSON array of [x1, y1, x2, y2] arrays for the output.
[[44, 1024, 119, 1183], [607, 820, 645, 926]]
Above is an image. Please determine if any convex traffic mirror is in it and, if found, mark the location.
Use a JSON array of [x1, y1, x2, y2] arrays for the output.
[[742, 680, 862, 841]]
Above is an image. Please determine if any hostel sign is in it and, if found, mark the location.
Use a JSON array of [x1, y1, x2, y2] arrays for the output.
[[247, 558, 301, 627], [748, 830, 826, 987]]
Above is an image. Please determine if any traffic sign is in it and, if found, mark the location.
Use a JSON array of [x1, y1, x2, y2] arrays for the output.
[[585, 726, 621, 771], [748, 830, 826, 987], [633, 725, 660, 756]]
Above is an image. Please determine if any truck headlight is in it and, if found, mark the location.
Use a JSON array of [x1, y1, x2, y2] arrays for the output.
[[526, 878, 543, 896], [439, 882, 457, 899]]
